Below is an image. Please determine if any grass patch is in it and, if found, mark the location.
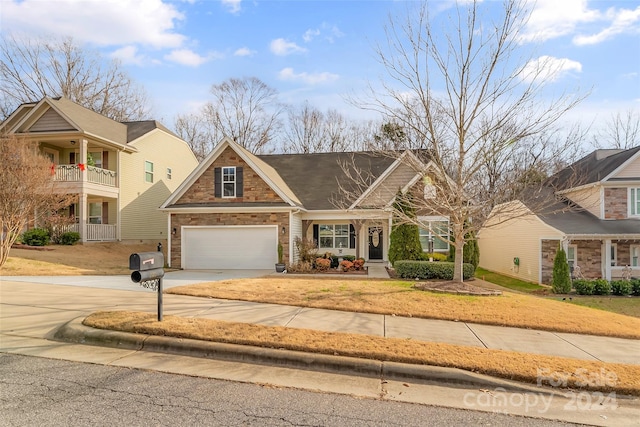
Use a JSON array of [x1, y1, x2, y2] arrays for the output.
[[565, 296, 640, 318], [84, 310, 640, 396], [476, 267, 548, 293], [166, 277, 640, 339]]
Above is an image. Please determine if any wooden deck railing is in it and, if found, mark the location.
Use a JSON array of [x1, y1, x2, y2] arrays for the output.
[[54, 165, 117, 187]]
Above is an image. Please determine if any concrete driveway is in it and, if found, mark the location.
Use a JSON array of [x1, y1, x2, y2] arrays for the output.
[[2, 269, 273, 292]]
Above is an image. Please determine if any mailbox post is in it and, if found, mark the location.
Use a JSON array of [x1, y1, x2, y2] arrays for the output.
[[129, 252, 165, 321]]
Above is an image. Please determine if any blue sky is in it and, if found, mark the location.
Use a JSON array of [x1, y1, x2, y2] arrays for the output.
[[1, 0, 639, 137]]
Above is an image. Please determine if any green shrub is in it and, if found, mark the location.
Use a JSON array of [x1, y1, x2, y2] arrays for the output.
[[329, 255, 339, 269], [593, 279, 611, 295], [632, 278, 640, 296], [59, 231, 80, 245], [21, 228, 50, 246], [388, 190, 423, 266], [421, 252, 448, 262], [573, 279, 594, 295], [395, 260, 475, 280], [552, 246, 571, 294], [610, 280, 632, 296], [342, 255, 356, 262]]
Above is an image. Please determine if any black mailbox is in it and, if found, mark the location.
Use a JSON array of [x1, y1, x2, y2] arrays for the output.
[[129, 252, 164, 271]]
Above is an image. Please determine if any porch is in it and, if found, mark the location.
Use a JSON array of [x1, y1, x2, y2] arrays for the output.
[[565, 239, 640, 280], [54, 164, 117, 187], [64, 223, 117, 242]]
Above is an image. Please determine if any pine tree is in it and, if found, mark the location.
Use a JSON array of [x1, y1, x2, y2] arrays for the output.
[[552, 244, 572, 293], [388, 190, 423, 266]]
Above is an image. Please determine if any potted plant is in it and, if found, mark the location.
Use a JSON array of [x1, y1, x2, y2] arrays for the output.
[[275, 241, 286, 273]]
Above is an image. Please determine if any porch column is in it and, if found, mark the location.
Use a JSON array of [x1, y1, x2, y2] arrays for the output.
[[604, 239, 612, 281], [79, 193, 88, 243], [79, 138, 88, 184]]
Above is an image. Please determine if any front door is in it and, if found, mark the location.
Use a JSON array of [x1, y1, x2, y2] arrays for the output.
[[368, 227, 383, 260]]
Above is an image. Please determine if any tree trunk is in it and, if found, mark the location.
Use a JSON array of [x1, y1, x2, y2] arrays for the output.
[[452, 222, 465, 283]]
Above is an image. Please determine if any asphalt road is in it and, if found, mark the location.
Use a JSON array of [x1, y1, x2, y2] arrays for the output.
[[0, 354, 583, 427]]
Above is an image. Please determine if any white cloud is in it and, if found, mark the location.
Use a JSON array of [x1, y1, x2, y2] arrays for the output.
[[303, 29, 321, 43], [278, 67, 339, 84], [234, 47, 255, 57], [1, 0, 186, 49], [110, 45, 144, 65], [573, 5, 640, 45], [520, 56, 582, 84], [270, 38, 307, 56], [519, 0, 600, 43], [164, 49, 216, 66], [221, 0, 241, 14]]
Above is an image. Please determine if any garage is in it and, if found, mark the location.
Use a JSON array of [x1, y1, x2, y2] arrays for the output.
[[182, 226, 278, 269]]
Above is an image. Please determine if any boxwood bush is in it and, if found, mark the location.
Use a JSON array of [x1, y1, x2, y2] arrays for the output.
[[21, 228, 50, 246], [593, 279, 611, 295], [60, 231, 81, 246], [631, 278, 640, 296], [610, 280, 632, 296], [395, 260, 475, 280], [572, 279, 594, 295]]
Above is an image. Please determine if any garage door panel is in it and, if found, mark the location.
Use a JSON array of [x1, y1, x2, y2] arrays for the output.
[[183, 226, 277, 270]]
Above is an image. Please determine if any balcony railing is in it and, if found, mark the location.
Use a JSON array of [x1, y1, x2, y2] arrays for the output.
[[64, 223, 117, 241], [54, 165, 117, 187]]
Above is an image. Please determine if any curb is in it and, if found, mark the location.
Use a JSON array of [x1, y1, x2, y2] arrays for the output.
[[53, 316, 557, 395]]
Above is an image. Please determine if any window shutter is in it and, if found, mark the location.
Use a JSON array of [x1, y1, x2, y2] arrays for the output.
[[103, 151, 109, 169], [214, 167, 221, 198], [70, 152, 76, 164], [313, 224, 319, 247], [349, 224, 356, 249], [236, 167, 243, 197], [102, 202, 109, 224]]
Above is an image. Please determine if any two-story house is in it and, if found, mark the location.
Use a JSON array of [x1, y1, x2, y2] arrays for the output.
[[0, 96, 198, 244], [478, 146, 640, 284]]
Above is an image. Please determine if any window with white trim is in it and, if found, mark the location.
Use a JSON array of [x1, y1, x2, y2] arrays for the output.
[[145, 161, 154, 183], [222, 167, 236, 197], [418, 217, 449, 252], [89, 151, 102, 168], [631, 188, 640, 216], [567, 245, 577, 270], [89, 202, 102, 224], [631, 245, 640, 267], [610, 243, 617, 267], [167, 167, 172, 180], [319, 224, 349, 249]]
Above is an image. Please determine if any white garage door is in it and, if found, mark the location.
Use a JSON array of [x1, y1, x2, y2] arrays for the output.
[[183, 226, 277, 269]]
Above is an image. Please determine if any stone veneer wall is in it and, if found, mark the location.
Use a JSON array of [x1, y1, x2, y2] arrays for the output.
[[573, 240, 602, 278], [541, 239, 560, 284], [604, 188, 628, 219], [176, 146, 283, 204], [170, 212, 290, 268]]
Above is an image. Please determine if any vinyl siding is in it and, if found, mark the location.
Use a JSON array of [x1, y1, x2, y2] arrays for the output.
[[359, 163, 416, 207], [120, 130, 197, 241], [290, 212, 303, 262], [28, 109, 76, 132], [613, 155, 640, 178], [563, 186, 601, 217], [478, 202, 562, 284]]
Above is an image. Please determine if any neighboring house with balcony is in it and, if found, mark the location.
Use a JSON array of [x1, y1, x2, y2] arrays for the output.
[[478, 146, 640, 284], [161, 137, 451, 270], [0, 96, 198, 243]]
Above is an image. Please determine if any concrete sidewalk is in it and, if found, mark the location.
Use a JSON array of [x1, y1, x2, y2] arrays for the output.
[[2, 279, 639, 426]]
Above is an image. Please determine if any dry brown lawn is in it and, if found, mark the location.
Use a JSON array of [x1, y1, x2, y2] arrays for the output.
[[167, 277, 640, 339], [1, 242, 159, 275], [85, 310, 640, 395]]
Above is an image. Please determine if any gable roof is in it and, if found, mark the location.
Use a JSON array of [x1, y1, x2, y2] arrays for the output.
[[123, 120, 179, 142], [257, 151, 396, 210], [550, 146, 640, 190]]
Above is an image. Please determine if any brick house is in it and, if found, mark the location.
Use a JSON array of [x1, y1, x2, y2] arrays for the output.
[[160, 137, 450, 269], [478, 146, 640, 284]]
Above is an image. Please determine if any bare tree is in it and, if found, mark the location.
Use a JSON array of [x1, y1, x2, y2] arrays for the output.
[[351, 0, 585, 282], [203, 77, 283, 153], [0, 35, 150, 121], [282, 101, 326, 153], [174, 112, 222, 162], [593, 109, 640, 150], [0, 135, 76, 267]]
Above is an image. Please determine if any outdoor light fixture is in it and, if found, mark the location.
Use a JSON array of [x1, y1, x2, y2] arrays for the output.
[[281, 226, 286, 234], [172, 227, 177, 235], [70, 140, 76, 145]]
